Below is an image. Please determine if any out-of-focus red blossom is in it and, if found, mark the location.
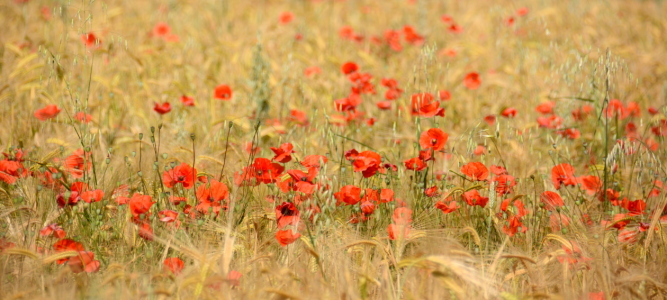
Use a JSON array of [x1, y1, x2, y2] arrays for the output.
[[53, 239, 84, 264], [40, 224, 66, 238], [341, 62, 358, 75], [158, 210, 180, 227], [276, 229, 301, 246], [279, 11, 294, 24], [180, 95, 195, 106], [621, 199, 646, 216], [65, 149, 92, 179], [550, 213, 570, 232], [463, 72, 481, 90], [34, 104, 61, 121], [214, 84, 233, 100], [473, 145, 486, 156], [74, 112, 92, 123], [484, 115, 496, 126], [0, 238, 15, 252], [388, 207, 413, 240], [300, 155, 327, 168], [335, 185, 361, 205], [402, 25, 424, 45], [540, 191, 564, 211], [551, 163, 577, 190], [419, 128, 448, 151], [270, 143, 294, 163], [577, 175, 602, 195], [556, 240, 591, 267], [227, 270, 242, 286], [163, 162, 197, 189], [588, 292, 606, 300], [57, 191, 81, 208], [153, 102, 171, 114], [501, 107, 517, 118], [81, 32, 101, 49], [617, 228, 640, 244], [517, 7, 529, 16], [557, 128, 580, 139], [289, 109, 309, 126], [164, 257, 185, 275], [438, 90, 451, 101], [424, 186, 440, 197], [572, 105, 594, 121], [535, 101, 555, 114], [435, 196, 459, 214], [404, 157, 427, 171], [504, 16, 515, 26], [648, 107, 659, 115], [651, 119, 667, 137], [461, 162, 489, 181], [448, 23, 463, 33], [0, 159, 26, 184], [304, 66, 321, 77], [410, 93, 444, 117], [68, 251, 100, 273]]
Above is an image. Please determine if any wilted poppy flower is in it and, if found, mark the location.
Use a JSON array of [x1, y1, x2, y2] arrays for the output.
[[341, 62, 358, 75], [154, 102, 171, 114], [164, 257, 185, 275], [34, 104, 61, 121], [461, 162, 489, 181], [81, 33, 101, 49], [214, 84, 233, 100], [463, 72, 481, 90], [419, 128, 448, 151], [270, 143, 294, 163], [163, 162, 197, 189], [276, 229, 301, 246]]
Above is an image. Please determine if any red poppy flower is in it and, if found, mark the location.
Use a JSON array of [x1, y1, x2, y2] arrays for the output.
[[214, 84, 233, 100], [504, 16, 515, 26], [34, 104, 61, 121], [276, 202, 300, 229], [276, 229, 301, 246], [517, 7, 529, 16], [40, 223, 66, 238], [334, 185, 361, 205], [81, 32, 101, 49], [158, 210, 179, 223], [435, 200, 459, 214], [163, 162, 197, 189], [648, 107, 659, 115], [540, 191, 564, 211], [556, 128, 581, 139], [577, 175, 601, 195], [441, 15, 454, 23], [68, 251, 100, 273], [279, 11, 294, 24], [502, 215, 527, 237], [164, 257, 184, 275], [420, 128, 448, 150], [180, 95, 195, 106], [129, 193, 154, 219], [424, 186, 440, 197], [153, 22, 171, 37], [438, 90, 451, 101], [300, 155, 327, 168], [304, 66, 321, 77], [341, 62, 358, 75], [501, 107, 517, 118], [461, 162, 489, 181], [65, 149, 91, 179], [289, 109, 309, 126], [270, 143, 294, 163], [448, 23, 463, 33], [154, 102, 171, 114], [81, 189, 104, 203], [404, 157, 427, 171], [346, 150, 383, 177], [410, 93, 444, 117], [621, 199, 646, 216], [462, 190, 489, 207], [463, 72, 481, 90], [492, 174, 516, 195], [536, 101, 555, 114], [53, 239, 84, 264], [0, 160, 25, 184], [551, 163, 577, 190], [403, 25, 424, 45]]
